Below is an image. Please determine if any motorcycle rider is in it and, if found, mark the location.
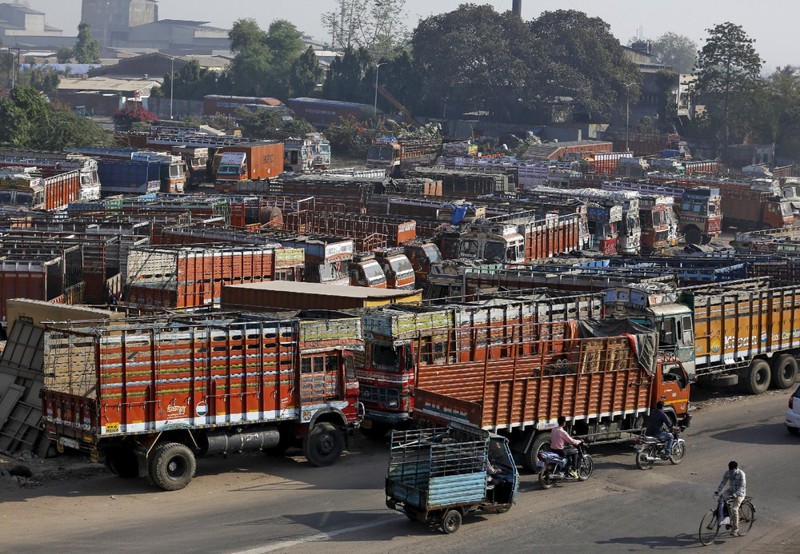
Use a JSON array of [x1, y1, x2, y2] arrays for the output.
[[715, 461, 747, 537], [551, 416, 582, 478], [645, 401, 674, 458]]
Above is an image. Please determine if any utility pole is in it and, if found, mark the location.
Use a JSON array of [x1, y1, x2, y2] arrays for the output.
[[169, 55, 174, 120], [625, 82, 634, 152], [373, 62, 386, 119]]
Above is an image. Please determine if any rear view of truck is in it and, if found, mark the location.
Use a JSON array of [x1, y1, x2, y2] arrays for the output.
[[42, 313, 363, 490]]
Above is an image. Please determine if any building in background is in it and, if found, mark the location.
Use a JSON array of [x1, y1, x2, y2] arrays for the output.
[[80, 0, 158, 47], [0, 2, 72, 48]]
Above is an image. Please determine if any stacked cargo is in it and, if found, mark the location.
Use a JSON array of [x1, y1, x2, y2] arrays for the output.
[[283, 211, 417, 250], [125, 244, 304, 308]]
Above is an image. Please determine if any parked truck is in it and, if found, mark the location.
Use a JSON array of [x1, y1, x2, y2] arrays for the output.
[[411, 318, 692, 471], [41, 313, 364, 490], [357, 291, 603, 438], [367, 137, 441, 176], [602, 181, 722, 245], [96, 159, 162, 196], [440, 210, 585, 264], [284, 134, 331, 172], [0, 168, 83, 211], [605, 278, 800, 394], [373, 248, 416, 290], [214, 142, 284, 191], [131, 151, 186, 193]]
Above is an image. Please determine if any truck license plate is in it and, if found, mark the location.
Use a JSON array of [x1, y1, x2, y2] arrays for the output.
[[59, 437, 80, 450]]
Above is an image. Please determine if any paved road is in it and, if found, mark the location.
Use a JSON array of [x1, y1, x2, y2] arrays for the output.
[[2, 390, 798, 553]]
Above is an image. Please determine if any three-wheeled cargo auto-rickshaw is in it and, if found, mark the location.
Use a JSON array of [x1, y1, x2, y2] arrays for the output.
[[385, 423, 518, 533]]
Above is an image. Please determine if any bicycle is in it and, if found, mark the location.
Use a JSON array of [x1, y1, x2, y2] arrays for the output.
[[698, 495, 756, 546]]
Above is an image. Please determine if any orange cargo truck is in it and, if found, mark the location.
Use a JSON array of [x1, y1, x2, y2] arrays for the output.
[[214, 141, 284, 192], [605, 278, 800, 394], [412, 319, 692, 471], [41, 313, 363, 490]]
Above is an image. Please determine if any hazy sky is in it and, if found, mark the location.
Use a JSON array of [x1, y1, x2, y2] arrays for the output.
[[29, 0, 797, 69]]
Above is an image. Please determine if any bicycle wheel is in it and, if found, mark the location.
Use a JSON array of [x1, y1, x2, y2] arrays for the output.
[[737, 501, 756, 536], [698, 510, 719, 546]]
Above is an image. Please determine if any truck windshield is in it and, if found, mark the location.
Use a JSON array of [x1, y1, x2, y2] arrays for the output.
[[484, 241, 506, 263], [782, 202, 793, 217], [390, 257, 413, 274], [371, 344, 400, 371], [423, 245, 441, 263], [363, 262, 386, 283], [367, 145, 393, 161], [218, 165, 239, 175]]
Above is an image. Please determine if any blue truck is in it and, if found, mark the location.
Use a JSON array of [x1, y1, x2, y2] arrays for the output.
[[97, 159, 161, 196], [385, 423, 518, 533]]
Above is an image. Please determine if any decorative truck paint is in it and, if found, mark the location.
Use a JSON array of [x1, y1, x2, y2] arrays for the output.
[[356, 291, 604, 433], [41, 313, 363, 490], [411, 324, 691, 472]]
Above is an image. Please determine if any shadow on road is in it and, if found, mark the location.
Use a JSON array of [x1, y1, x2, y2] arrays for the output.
[[710, 423, 798, 445], [596, 532, 700, 549]]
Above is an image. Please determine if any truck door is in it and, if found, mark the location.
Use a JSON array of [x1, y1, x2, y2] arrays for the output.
[[300, 352, 343, 412], [658, 362, 691, 417]]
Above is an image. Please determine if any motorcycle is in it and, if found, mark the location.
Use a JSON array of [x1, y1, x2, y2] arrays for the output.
[[634, 428, 686, 469], [536, 442, 593, 489]]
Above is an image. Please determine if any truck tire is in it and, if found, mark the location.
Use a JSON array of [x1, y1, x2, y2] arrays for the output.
[[684, 227, 702, 246], [105, 447, 139, 478], [303, 422, 344, 467], [523, 432, 552, 473], [148, 442, 196, 491], [740, 360, 771, 395], [771, 354, 798, 389]]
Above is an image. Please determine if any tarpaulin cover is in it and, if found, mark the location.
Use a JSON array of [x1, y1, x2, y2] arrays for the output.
[[578, 318, 658, 375]]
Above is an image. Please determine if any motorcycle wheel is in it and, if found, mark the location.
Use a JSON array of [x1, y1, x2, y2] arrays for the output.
[[635, 446, 654, 470], [538, 466, 555, 490], [578, 455, 594, 481], [669, 441, 686, 465]]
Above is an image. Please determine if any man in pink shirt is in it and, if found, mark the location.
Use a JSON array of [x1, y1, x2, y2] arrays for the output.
[[550, 416, 583, 478]]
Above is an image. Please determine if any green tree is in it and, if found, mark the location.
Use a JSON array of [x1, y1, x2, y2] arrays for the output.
[[411, 5, 539, 122], [321, 47, 373, 104], [19, 66, 61, 94], [159, 59, 230, 101], [73, 22, 101, 64], [289, 47, 324, 97], [56, 47, 73, 64], [236, 108, 315, 141], [650, 32, 697, 74], [0, 86, 110, 149], [322, 0, 408, 60], [694, 22, 763, 147], [529, 10, 641, 122], [761, 67, 800, 161], [653, 69, 679, 127], [228, 18, 306, 99]]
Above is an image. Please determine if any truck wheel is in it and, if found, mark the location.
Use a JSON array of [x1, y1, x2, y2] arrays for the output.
[[523, 432, 552, 473], [303, 422, 344, 467], [685, 228, 702, 246], [105, 447, 139, 478], [740, 360, 771, 395], [770, 354, 798, 389], [440, 509, 462, 534], [148, 442, 196, 491]]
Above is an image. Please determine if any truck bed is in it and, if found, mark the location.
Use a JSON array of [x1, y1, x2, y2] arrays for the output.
[[42, 315, 362, 444], [414, 334, 654, 431]]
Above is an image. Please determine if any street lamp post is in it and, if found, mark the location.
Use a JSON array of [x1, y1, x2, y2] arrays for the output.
[[624, 82, 634, 152], [373, 62, 386, 119], [169, 56, 175, 120]]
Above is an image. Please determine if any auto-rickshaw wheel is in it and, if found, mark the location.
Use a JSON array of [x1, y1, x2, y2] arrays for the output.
[[441, 509, 462, 534]]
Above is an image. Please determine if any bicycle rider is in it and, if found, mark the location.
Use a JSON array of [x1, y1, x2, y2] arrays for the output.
[[715, 461, 747, 537]]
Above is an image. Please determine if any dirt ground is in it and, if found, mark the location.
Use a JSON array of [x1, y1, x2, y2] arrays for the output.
[[0, 449, 104, 491]]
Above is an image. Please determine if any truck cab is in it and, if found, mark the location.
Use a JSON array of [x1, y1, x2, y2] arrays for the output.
[[604, 286, 696, 377], [678, 187, 722, 244], [284, 137, 315, 173], [216, 152, 247, 184], [373, 248, 416, 290], [366, 141, 400, 171], [456, 225, 525, 264], [350, 257, 388, 288], [404, 242, 442, 286]]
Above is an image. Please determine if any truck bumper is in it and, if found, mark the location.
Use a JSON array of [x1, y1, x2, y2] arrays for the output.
[[363, 409, 411, 426]]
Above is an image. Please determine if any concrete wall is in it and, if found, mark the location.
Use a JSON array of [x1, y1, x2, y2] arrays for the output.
[[148, 97, 204, 120]]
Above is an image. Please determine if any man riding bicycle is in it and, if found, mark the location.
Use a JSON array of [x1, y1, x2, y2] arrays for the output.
[[715, 460, 747, 537]]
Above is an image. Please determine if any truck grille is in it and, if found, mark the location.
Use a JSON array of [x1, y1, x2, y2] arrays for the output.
[[360, 384, 400, 407]]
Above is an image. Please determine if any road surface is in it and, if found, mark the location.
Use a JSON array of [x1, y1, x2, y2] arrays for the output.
[[2, 389, 798, 553]]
